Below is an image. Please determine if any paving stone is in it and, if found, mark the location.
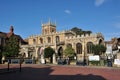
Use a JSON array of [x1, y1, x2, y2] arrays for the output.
[[0, 64, 120, 80]]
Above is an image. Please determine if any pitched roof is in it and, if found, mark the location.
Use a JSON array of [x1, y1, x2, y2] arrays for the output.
[[0, 31, 7, 38], [0, 26, 28, 45]]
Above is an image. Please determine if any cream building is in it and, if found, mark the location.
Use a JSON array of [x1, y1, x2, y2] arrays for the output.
[[20, 20, 104, 63]]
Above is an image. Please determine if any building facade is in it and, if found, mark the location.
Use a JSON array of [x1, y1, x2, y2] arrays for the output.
[[20, 20, 104, 62], [0, 26, 26, 63], [105, 38, 120, 59]]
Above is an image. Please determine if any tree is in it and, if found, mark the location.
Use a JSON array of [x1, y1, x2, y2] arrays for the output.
[[92, 44, 106, 55], [44, 47, 55, 63], [71, 27, 92, 35], [2, 35, 20, 57], [64, 46, 75, 58], [71, 27, 82, 35], [44, 47, 55, 58], [86, 30, 92, 35]]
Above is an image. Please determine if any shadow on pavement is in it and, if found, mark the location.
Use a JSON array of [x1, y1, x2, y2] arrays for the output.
[[0, 66, 107, 80]]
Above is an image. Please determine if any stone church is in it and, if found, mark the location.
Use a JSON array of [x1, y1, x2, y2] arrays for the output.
[[20, 20, 104, 63]]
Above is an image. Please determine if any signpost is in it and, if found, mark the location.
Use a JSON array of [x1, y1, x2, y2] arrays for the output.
[[114, 59, 120, 65], [7, 57, 22, 72]]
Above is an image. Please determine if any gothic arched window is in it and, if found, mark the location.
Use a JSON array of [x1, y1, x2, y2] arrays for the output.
[[48, 37, 51, 43], [99, 39, 103, 45], [87, 42, 93, 54], [33, 39, 36, 45], [76, 43, 82, 54], [56, 36, 60, 43], [40, 38, 43, 44]]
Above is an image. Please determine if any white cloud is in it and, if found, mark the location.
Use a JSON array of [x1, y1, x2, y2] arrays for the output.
[[64, 10, 71, 14], [95, 0, 105, 7]]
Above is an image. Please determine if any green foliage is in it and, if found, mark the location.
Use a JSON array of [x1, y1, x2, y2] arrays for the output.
[[85, 30, 92, 35], [2, 35, 20, 57], [89, 61, 100, 66], [92, 44, 106, 55], [44, 47, 55, 58], [89, 60, 107, 66], [0, 45, 2, 53], [64, 46, 75, 57], [71, 27, 82, 35], [71, 27, 92, 35]]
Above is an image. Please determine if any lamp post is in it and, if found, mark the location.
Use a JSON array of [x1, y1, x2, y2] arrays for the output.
[[83, 37, 86, 66], [7, 58, 10, 71], [19, 57, 21, 72]]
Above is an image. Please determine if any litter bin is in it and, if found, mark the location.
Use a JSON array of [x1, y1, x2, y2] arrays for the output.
[[107, 59, 112, 67], [65, 59, 70, 65], [57, 59, 64, 65], [76, 60, 83, 66]]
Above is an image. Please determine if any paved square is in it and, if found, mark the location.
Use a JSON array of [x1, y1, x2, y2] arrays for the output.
[[0, 64, 120, 80]]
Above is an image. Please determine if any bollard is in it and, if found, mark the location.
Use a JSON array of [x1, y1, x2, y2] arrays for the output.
[[8, 59, 10, 71], [20, 59, 21, 72]]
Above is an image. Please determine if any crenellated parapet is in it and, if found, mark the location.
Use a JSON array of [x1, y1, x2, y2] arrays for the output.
[[29, 34, 43, 38], [41, 19, 56, 27], [65, 33, 104, 40], [28, 30, 72, 38]]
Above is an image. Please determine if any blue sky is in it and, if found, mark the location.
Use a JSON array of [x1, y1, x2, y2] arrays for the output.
[[0, 0, 120, 40]]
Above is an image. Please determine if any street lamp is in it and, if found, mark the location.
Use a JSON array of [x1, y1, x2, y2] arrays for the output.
[[83, 37, 86, 66]]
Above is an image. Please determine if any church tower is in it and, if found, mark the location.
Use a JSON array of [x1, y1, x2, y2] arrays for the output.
[[41, 19, 56, 35]]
